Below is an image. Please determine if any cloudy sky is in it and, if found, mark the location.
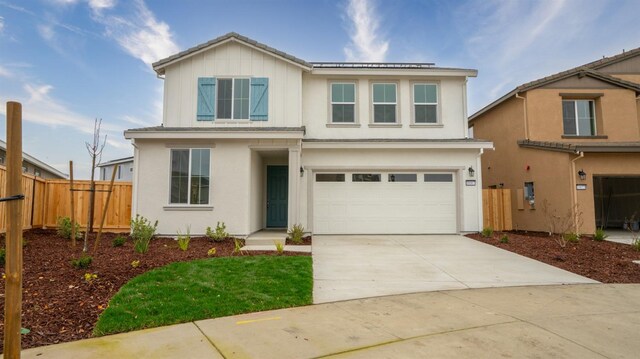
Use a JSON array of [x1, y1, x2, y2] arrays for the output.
[[1, 0, 639, 178]]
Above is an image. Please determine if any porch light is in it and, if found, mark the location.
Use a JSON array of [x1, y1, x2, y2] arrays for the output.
[[468, 166, 475, 178], [300, 166, 304, 177], [578, 169, 586, 181]]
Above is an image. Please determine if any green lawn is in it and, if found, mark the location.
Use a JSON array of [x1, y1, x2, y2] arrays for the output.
[[94, 255, 313, 336]]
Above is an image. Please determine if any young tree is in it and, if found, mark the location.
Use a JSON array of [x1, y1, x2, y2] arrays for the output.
[[83, 118, 107, 252]]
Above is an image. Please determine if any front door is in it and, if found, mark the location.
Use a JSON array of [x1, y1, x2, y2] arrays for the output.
[[266, 166, 288, 228]]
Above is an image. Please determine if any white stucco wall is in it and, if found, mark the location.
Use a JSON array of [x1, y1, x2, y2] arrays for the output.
[[100, 161, 134, 181]]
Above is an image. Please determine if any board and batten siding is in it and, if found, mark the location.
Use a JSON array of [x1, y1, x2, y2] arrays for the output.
[[163, 41, 303, 128]]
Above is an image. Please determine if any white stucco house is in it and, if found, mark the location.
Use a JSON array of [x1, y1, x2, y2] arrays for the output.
[[124, 32, 492, 236]]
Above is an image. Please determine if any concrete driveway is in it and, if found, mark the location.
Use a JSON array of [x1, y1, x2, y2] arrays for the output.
[[313, 235, 597, 303]]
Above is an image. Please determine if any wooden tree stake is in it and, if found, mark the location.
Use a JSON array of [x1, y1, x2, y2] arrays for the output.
[[4, 101, 24, 358], [69, 161, 76, 247], [93, 164, 118, 254]]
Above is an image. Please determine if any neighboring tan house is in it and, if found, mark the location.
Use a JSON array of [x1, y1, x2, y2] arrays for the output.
[[0, 139, 67, 179], [98, 156, 133, 181], [124, 32, 492, 236], [469, 47, 640, 235]]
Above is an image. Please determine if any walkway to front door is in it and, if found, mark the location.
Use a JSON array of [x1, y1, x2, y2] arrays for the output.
[[266, 165, 288, 228]]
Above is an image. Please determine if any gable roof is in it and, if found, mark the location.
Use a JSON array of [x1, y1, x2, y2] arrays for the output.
[[97, 156, 134, 168], [469, 47, 640, 122], [152, 32, 313, 75]]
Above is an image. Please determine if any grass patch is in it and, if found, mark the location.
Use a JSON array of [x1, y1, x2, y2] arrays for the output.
[[94, 255, 312, 336]]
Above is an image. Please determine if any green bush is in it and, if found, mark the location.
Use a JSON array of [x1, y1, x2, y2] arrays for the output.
[[632, 238, 640, 252], [287, 224, 305, 244], [206, 222, 229, 242], [274, 240, 284, 255], [593, 228, 608, 242], [481, 227, 494, 238], [177, 227, 191, 251], [112, 235, 127, 247], [0, 247, 5, 266], [71, 254, 93, 269], [500, 234, 509, 244], [563, 232, 580, 243], [56, 216, 81, 240], [131, 214, 158, 254], [233, 238, 243, 254]]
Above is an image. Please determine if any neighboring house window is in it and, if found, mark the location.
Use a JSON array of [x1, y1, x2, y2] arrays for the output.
[[22, 165, 27, 173], [0, 156, 4, 164], [331, 83, 356, 123], [372, 83, 397, 123], [35, 169, 41, 177], [413, 83, 438, 123], [170, 149, 210, 205], [217, 78, 250, 120], [562, 100, 595, 136]]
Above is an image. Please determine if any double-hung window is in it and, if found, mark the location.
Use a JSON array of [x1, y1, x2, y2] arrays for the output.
[[217, 78, 250, 120], [413, 83, 438, 123], [170, 148, 210, 205], [331, 83, 356, 123], [372, 83, 397, 123], [562, 100, 596, 136]]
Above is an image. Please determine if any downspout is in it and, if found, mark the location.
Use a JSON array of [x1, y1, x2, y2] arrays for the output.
[[515, 93, 529, 140], [570, 151, 584, 233]]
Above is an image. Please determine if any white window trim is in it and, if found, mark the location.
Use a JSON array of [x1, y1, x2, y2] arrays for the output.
[[562, 99, 597, 136], [167, 147, 212, 207], [216, 77, 251, 121], [411, 82, 441, 125], [328, 81, 358, 124], [370, 82, 399, 125]]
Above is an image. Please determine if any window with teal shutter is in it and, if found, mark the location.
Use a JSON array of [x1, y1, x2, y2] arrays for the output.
[[250, 77, 269, 121], [197, 77, 216, 121]]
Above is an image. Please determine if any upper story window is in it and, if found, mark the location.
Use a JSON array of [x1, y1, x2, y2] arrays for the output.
[[197, 77, 268, 122], [562, 100, 595, 136], [331, 83, 356, 123], [372, 83, 397, 123], [170, 148, 210, 205], [217, 78, 250, 120], [413, 83, 438, 124]]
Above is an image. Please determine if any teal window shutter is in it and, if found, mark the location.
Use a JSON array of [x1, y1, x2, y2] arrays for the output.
[[197, 77, 216, 121], [250, 77, 268, 121]]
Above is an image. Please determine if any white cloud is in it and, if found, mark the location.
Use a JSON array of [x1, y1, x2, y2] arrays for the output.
[[37, 24, 55, 41], [0, 16, 4, 34], [0, 65, 10, 78], [343, 0, 389, 62]]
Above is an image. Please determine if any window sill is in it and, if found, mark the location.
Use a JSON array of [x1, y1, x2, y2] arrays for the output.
[[561, 135, 608, 139], [163, 206, 214, 211], [213, 120, 252, 124], [326, 123, 361, 128], [368, 123, 402, 128], [410, 123, 444, 128]]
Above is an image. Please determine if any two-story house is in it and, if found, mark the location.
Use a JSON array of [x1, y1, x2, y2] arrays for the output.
[[124, 33, 492, 236], [469, 47, 640, 235]]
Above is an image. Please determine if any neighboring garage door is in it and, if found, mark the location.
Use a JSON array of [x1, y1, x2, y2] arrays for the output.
[[313, 172, 457, 234]]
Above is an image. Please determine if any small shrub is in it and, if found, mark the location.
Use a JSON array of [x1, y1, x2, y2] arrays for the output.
[[287, 224, 305, 244], [56, 216, 81, 240], [177, 226, 191, 251], [593, 228, 608, 242], [563, 232, 580, 243], [84, 273, 98, 284], [0, 248, 5, 266], [206, 222, 229, 242], [500, 235, 509, 244], [632, 238, 640, 252], [112, 235, 127, 247], [207, 248, 217, 256], [71, 254, 92, 269], [274, 240, 284, 254], [131, 260, 140, 268], [131, 214, 158, 254], [233, 238, 243, 255], [481, 227, 494, 238]]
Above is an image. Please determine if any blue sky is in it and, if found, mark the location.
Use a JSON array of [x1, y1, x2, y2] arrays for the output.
[[1, 0, 639, 178]]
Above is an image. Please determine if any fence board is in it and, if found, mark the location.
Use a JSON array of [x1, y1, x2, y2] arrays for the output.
[[482, 189, 513, 231]]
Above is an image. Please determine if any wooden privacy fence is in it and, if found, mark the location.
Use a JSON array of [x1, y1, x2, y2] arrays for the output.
[[482, 189, 513, 231], [0, 166, 132, 233]]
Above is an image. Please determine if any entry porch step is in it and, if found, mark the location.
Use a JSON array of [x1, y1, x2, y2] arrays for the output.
[[245, 230, 288, 246]]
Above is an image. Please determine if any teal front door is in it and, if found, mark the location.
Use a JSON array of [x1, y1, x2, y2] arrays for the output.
[[266, 166, 288, 228]]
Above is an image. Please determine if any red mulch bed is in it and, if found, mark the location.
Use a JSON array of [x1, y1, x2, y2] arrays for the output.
[[285, 235, 312, 246], [0, 229, 309, 351], [468, 231, 640, 283]]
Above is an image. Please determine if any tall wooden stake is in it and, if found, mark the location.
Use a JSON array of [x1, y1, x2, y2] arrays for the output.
[[69, 161, 76, 247], [4, 101, 24, 358], [93, 164, 118, 254]]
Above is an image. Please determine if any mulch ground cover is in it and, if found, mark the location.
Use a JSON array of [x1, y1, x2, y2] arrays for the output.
[[468, 231, 640, 283], [0, 229, 309, 352], [286, 235, 312, 245]]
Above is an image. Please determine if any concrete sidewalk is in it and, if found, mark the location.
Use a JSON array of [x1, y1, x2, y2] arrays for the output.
[[22, 284, 640, 358]]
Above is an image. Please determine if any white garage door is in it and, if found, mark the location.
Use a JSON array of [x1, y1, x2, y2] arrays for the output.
[[313, 172, 457, 234]]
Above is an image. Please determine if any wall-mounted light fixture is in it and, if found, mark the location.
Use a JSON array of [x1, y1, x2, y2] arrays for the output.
[[300, 166, 304, 177], [578, 169, 586, 181], [468, 166, 475, 178]]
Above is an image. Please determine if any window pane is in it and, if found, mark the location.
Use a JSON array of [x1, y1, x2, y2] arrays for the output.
[[373, 84, 385, 102], [352, 173, 381, 182], [190, 149, 210, 204], [384, 84, 396, 102], [562, 101, 577, 135], [415, 105, 437, 123], [343, 84, 355, 102], [170, 149, 189, 204], [316, 173, 345, 182], [576, 100, 594, 136], [374, 104, 396, 123], [424, 84, 437, 103], [233, 79, 250, 119], [331, 84, 344, 102], [217, 79, 232, 119], [424, 173, 453, 182], [389, 174, 417, 182], [332, 104, 355, 123], [414, 84, 426, 103]]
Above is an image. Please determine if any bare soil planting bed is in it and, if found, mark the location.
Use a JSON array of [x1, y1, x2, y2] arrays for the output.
[[468, 231, 640, 283], [0, 229, 309, 351]]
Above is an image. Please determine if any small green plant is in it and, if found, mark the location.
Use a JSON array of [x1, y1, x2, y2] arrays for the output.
[[84, 273, 98, 284], [112, 235, 127, 247], [0, 247, 5, 266], [131, 260, 140, 268], [500, 234, 509, 244], [632, 238, 640, 251], [233, 238, 243, 255], [481, 227, 494, 238], [70, 254, 93, 269], [274, 240, 284, 254], [287, 224, 305, 244], [131, 214, 158, 254], [593, 227, 608, 242], [206, 222, 229, 242], [563, 232, 580, 243], [207, 247, 217, 256], [56, 216, 81, 240], [177, 226, 191, 251]]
